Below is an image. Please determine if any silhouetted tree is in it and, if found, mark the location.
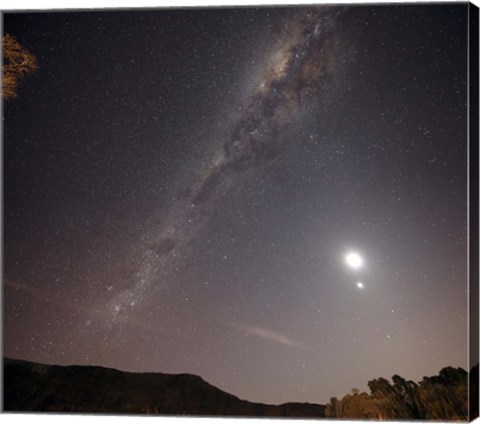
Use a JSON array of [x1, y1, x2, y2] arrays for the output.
[[325, 366, 469, 420], [2, 33, 37, 100], [325, 397, 340, 417], [391, 374, 423, 418], [417, 367, 468, 420], [470, 364, 479, 419]]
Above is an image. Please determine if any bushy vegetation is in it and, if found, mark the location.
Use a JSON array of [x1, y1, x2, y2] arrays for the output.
[[325, 366, 477, 420], [2, 34, 37, 100]]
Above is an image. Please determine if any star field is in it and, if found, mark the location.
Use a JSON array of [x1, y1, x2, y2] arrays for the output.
[[3, 4, 469, 405]]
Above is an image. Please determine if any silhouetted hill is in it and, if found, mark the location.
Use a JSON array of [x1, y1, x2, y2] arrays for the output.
[[3, 358, 325, 417]]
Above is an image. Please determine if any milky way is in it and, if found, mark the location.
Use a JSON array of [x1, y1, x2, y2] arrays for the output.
[[96, 7, 347, 329]]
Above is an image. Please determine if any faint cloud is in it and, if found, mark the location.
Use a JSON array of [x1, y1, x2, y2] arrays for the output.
[[230, 322, 309, 350], [4, 278, 84, 311], [4, 278, 39, 295]]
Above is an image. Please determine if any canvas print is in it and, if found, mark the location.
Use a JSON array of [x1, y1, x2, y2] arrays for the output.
[[2, 1, 479, 420]]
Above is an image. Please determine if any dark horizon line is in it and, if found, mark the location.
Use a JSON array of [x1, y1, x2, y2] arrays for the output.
[[4, 356, 477, 404], [3, 356, 328, 408]]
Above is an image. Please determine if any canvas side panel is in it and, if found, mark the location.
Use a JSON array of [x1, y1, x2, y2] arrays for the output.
[[468, 2, 479, 422]]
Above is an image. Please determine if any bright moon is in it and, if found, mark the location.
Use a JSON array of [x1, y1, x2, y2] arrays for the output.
[[356, 282, 364, 289], [345, 252, 363, 269]]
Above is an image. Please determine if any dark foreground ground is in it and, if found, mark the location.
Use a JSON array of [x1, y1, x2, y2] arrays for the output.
[[3, 357, 325, 417]]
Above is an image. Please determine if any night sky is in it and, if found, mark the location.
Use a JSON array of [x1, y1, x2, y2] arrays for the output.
[[3, 3, 469, 405]]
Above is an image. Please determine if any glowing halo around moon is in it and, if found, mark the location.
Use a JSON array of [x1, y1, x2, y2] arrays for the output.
[[345, 252, 364, 269]]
